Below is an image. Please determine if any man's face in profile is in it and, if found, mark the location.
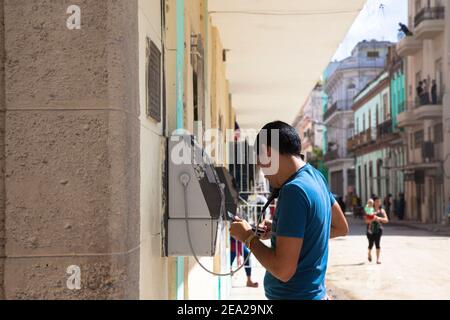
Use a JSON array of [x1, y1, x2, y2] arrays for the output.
[[257, 144, 281, 188]]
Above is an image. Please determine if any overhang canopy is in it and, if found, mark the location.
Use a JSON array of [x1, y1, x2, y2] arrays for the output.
[[209, 0, 365, 131]]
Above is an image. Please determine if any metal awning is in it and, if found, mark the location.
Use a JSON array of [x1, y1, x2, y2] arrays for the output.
[[209, 0, 365, 131]]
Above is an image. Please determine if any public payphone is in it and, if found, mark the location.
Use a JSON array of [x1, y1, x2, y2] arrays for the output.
[[167, 134, 225, 257]]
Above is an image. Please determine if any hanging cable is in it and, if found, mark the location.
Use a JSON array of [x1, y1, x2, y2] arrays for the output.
[[180, 173, 255, 277]]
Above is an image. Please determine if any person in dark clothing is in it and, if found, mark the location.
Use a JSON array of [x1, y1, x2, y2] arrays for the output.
[[230, 237, 259, 288], [431, 80, 437, 104], [365, 197, 389, 264], [398, 23, 413, 36], [417, 81, 424, 105], [383, 194, 392, 219], [338, 196, 346, 214], [397, 193, 405, 220]]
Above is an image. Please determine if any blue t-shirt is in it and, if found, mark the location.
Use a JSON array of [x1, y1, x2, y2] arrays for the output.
[[264, 164, 335, 300]]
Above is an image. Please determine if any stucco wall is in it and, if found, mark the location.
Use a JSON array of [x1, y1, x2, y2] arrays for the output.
[[0, 0, 5, 300], [1, 0, 140, 299], [138, 0, 169, 300]]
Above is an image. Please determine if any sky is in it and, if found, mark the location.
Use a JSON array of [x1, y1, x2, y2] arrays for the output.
[[332, 0, 408, 61]]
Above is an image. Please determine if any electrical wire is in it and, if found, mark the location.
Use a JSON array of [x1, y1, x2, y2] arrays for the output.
[[181, 173, 255, 277], [208, 9, 360, 16]]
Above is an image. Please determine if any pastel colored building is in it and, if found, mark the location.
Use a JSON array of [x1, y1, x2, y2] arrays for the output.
[[396, 0, 450, 223]]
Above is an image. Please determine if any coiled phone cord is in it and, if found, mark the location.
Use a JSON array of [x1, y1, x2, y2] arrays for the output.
[[181, 173, 257, 277]]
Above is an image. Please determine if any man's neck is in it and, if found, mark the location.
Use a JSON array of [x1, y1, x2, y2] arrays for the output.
[[278, 156, 306, 186]]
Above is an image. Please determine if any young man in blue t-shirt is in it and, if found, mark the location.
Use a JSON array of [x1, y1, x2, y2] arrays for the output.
[[230, 121, 349, 300]]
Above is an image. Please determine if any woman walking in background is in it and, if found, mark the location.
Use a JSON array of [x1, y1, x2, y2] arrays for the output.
[[365, 197, 389, 264], [230, 237, 259, 288]]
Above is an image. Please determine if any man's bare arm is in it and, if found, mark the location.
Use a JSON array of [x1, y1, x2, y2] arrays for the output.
[[330, 202, 349, 239], [249, 236, 303, 283]]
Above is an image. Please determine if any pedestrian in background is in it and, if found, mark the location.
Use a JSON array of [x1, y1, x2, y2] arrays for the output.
[[397, 193, 405, 220], [417, 81, 424, 104], [383, 194, 393, 219], [431, 80, 438, 104], [230, 237, 259, 288], [447, 197, 450, 224], [365, 196, 389, 264]]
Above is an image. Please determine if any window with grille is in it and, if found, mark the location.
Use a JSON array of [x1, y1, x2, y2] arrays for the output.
[[146, 38, 162, 122], [383, 93, 390, 120], [367, 51, 379, 58], [414, 130, 424, 149]]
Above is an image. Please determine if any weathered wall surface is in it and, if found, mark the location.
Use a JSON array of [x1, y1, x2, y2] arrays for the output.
[[0, 0, 5, 301], [1, 0, 140, 299], [137, 0, 170, 300]]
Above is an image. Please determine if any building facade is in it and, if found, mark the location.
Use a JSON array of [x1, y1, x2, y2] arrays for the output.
[[396, 0, 450, 223], [0, 0, 236, 299], [349, 63, 405, 210], [323, 40, 392, 198], [293, 83, 325, 160]]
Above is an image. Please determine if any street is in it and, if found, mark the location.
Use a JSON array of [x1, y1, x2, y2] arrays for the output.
[[328, 217, 450, 300], [229, 217, 450, 300]]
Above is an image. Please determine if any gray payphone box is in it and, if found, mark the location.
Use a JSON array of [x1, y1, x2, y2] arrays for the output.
[[167, 134, 225, 257]]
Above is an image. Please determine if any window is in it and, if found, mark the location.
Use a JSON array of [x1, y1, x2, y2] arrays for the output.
[[146, 38, 162, 122], [367, 51, 380, 58], [434, 124, 443, 143], [415, 0, 421, 15], [191, 34, 206, 133], [375, 105, 379, 126], [414, 130, 424, 149]]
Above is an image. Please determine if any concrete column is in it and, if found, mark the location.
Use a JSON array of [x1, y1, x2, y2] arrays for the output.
[[1, 0, 140, 299], [0, 0, 5, 300]]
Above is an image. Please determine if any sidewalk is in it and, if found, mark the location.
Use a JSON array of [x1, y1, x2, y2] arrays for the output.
[[226, 250, 347, 300], [388, 218, 450, 236]]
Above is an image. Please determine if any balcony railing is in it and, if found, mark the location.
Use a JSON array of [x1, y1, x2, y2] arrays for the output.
[[414, 6, 445, 27], [415, 92, 443, 107], [324, 149, 341, 162], [377, 119, 393, 141], [323, 100, 353, 122], [347, 128, 373, 152]]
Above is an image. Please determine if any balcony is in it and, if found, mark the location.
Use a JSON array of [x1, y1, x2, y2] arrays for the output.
[[396, 34, 422, 57], [397, 102, 421, 128], [413, 97, 443, 120], [323, 100, 353, 123], [347, 128, 373, 152], [376, 119, 393, 141], [323, 149, 340, 163], [414, 6, 445, 40]]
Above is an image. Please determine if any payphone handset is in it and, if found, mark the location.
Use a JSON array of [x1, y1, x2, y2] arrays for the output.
[[226, 188, 280, 237], [226, 211, 267, 237]]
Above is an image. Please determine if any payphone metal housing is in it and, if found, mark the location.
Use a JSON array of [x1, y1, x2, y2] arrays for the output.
[[215, 166, 238, 215], [167, 134, 225, 257]]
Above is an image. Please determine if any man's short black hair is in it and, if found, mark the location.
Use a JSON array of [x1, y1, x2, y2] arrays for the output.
[[255, 121, 302, 157]]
